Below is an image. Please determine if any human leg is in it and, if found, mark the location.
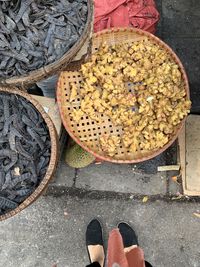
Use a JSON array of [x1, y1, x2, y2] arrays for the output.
[[107, 229, 129, 267]]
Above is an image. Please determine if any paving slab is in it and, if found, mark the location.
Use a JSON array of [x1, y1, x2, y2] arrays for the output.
[[164, 38, 200, 113], [0, 195, 199, 267], [189, 82, 200, 114], [162, 0, 200, 38], [52, 160, 75, 187], [76, 162, 166, 195], [164, 38, 200, 85], [155, 0, 163, 38], [167, 170, 183, 196]]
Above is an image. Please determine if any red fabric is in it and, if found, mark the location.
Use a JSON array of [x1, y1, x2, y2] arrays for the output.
[[107, 229, 146, 267], [107, 229, 129, 267], [94, 0, 160, 34], [126, 248, 146, 267]]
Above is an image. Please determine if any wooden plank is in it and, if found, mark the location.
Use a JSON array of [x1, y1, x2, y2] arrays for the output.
[[185, 115, 200, 195], [178, 123, 187, 194], [158, 165, 180, 172], [180, 115, 200, 196]]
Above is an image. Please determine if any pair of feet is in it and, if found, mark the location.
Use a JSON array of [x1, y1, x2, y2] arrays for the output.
[[86, 219, 139, 267]]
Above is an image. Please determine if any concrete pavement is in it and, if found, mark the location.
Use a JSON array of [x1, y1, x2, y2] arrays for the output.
[[0, 195, 199, 267]]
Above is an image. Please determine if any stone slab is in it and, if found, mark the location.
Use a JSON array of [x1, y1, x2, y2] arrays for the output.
[[0, 196, 199, 267], [155, 0, 163, 38], [76, 162, 166, 195], [167, 170, 182, 196], [164, 38, 200, 85], [188, 83, 200, 114], [162, 0, 200, 38], [164, 38, 200, 113], [51, 160, 75, 187]]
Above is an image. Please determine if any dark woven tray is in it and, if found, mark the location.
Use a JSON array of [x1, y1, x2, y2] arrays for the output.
[[0, 86, 59, 221], [0, 1, 94, 89]]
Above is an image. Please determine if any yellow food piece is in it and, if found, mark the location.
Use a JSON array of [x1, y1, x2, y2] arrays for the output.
[[71, 109, 84, 123], [142, 196, 149, 203], [100, 135, 121, 157], [69, 38, 191, 156], [69, 83, 77, 102]]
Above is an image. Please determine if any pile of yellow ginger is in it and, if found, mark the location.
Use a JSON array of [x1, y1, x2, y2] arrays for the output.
[[70, 38, 191, 157]]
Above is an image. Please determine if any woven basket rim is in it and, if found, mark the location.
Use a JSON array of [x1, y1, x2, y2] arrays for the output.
[[57, 27, 190, 164], [0, 0, 94, 87], [0, 86, 58, 221]]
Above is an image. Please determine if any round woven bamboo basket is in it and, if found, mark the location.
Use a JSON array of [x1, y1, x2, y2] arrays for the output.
[[0, 86, 58, 221], [57, 27, 190, 164], [0, 1, 94, 89]]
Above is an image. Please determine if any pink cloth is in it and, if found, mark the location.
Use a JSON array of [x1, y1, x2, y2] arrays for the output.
[[94, 0, 160, 34]]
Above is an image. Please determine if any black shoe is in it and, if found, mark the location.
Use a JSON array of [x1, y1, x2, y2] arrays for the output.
[[118, 222, 139, 248], [86, 219, 104, 246], [86, 219, 104, 265]]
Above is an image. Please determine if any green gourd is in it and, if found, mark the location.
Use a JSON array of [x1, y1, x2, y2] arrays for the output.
[[65, 144, 95, 168]]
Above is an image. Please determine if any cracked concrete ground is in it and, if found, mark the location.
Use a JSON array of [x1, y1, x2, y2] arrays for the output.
[[0, 195, 199, 267]]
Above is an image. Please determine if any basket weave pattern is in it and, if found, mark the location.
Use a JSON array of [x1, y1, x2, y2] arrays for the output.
[[0, 86, 58, 221], [57, 28, 190, 164]]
